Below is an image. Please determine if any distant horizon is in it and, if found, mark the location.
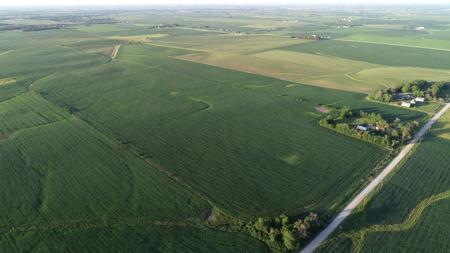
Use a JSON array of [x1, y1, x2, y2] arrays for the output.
[[1, 0, 450, 7]]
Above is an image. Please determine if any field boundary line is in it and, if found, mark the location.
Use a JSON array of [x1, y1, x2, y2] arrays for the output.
[[335, 38, 450, 52], [0, 119, 68, 143], [0, 217, 197, 234], [144, 42, 209, 52], [300, 103, 450, 253]]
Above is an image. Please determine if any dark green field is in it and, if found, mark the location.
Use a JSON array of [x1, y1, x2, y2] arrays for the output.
[[33, 42, 426, 219], [282, 40, 450, 70]]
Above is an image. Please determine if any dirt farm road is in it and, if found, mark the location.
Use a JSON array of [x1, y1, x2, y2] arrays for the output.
[[300, 103, 450, 253]]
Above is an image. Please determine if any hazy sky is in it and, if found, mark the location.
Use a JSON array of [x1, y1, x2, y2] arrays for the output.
[[0, 0, 447, 6]]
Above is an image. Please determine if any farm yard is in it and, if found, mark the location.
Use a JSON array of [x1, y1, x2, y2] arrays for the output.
[[0, 5, 449, 252]]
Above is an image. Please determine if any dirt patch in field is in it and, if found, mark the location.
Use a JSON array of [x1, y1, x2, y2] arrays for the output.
[[110, 45, 121, 59], [315, 106, 331, 113], [0, 132, 9, 141], [0, 78, 16, 86], [205, 208, 216, 222]]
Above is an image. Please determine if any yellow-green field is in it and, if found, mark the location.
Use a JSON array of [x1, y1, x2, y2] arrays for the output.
[[145, 32, 450, 94], [108, 33, 168, 41], [176, 47, 450, 93], [154, 34, 304, 54]]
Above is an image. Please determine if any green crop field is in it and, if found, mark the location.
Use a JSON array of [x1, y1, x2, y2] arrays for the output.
[[1, 5, 449, 252], [317, 111, 450, 253], [33, 43, 425, 219], [282, 40, 450, 70]]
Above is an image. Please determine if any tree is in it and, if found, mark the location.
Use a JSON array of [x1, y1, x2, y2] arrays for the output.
[[430, 82, 445, 98], [268, 228, 281, 243], [390, 129, 399, 138], [339, 106, 352, 119], [401, 126, 412, 143], [254, 217, 269, 232], [401, 83, 410, 93], [393, 118, 401, 128], [282, 227, 298, 250], [376, 119, 389, 132], [280, 214, 289, 226], [383, 93, 392, 102]]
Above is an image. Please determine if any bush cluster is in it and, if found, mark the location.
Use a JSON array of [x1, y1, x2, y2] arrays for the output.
[[246, 213, 322, 251]]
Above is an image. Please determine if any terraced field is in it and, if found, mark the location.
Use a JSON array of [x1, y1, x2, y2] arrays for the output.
[[317, 110, 450, 253]]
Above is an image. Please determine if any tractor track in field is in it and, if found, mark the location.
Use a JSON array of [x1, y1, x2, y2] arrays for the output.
[[301, 103, 450, 253]]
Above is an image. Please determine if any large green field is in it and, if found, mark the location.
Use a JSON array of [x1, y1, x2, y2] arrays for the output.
[[1, 5, 449, 252], [33, 43, 425, 219], [317, 111, 450, 253]]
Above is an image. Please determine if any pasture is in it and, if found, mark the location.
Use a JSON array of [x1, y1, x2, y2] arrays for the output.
[[317, 111, 450, 253]]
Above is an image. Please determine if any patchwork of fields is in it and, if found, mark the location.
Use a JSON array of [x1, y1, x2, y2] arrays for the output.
[[151, 33, 450, 93], [1, 6, 450, 252]]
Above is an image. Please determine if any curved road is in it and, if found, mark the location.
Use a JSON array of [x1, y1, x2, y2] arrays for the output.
[[301, 103, 450, 253]]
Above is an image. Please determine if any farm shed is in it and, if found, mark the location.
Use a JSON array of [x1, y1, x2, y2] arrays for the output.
[[401, 102, 412, 107], [415, 97, 425, 102], [356, 125, 369, 131]]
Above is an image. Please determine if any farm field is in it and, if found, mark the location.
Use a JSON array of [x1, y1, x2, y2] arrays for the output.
[[317, 110, 450, 253], [281, 40, 450, 70], [1, 5, 450, 252], [33, 43, 426, 219], [150, 32, 450, 93]]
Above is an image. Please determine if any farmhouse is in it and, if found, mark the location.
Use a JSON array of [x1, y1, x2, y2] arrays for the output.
[[415, 97, 425, 102], [401, 102, 412, 108], [415, 26, 426, 31], [397, 93, 414, 100], [303, 34, 330, 40]]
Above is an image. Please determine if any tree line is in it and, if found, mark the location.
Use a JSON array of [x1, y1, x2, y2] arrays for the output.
[[319, 106, 419, 148], [369, 80, 450, 103]]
